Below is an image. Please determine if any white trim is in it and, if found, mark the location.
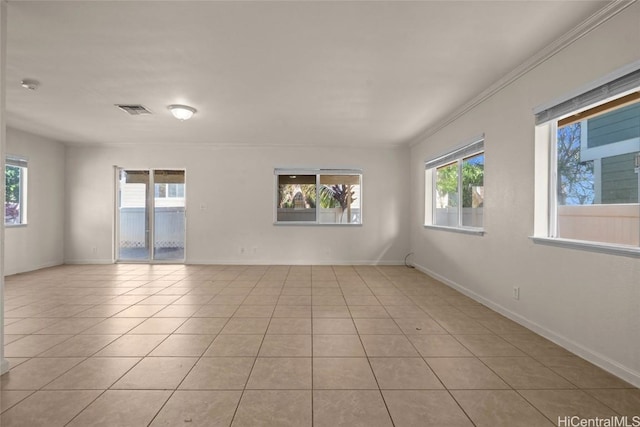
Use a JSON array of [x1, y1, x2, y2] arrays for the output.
[[423, 224, 484, 236], [274, 222, 362, 227], [113, 166, 119, 263], [64, 259, 114, 265], [424, 169, 434, 225], [186, 259, 405, 266], [274, 168, 363, 176], [410, 0, 636, 146], [531, 236, 640, 258], [412, 262, 640, 388], [457, 160, 463, 227], [579, 118, 588, 156], [593, 158, 602, 204], [548, 121, 559, 237], [2, 260, 63, 277], [0, 359, 9, 376], [4, 223, 27, 228], [533, 123, 552, 236], [72, 141, 407, 150]]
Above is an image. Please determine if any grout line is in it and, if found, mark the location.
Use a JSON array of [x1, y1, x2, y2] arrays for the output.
[[352, 265, 397, 427], [310, 267, 315, 427], [4, 264, 639, 426], [227, 264, 287, 427], [374, 264, 477, 426]]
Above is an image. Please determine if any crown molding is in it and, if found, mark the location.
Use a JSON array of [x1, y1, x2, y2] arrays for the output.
[[409, 0, 637, 147]]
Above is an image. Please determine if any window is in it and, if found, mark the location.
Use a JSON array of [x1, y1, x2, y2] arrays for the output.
[[534, 65, 640, 252], [275, 169, 362, 225], [154, 183, 185, 198], [5, 157, 28, 226], [425, 138, 484, 231]]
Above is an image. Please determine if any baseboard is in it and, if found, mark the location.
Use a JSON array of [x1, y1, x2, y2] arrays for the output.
[[64, 259, 114, 265], [413, 262, 640, 388], [0, 358, 9, 376], [3, 260, 64, 276], [64, 258, 405, 266], [186, 259, 405, 266]]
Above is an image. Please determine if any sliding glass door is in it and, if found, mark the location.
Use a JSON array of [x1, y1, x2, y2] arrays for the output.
[[152, 170, 186, 260], [117, 169, 186, 262]]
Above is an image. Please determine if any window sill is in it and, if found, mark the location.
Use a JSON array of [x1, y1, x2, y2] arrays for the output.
[[423, 224, 484, 236], [4, 224, 27, 228], [530, 236, 640, 258]]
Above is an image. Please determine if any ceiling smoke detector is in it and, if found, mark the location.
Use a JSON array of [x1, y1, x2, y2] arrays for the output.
[[21, 79, 40, 90], [115, 104, 152, 116]]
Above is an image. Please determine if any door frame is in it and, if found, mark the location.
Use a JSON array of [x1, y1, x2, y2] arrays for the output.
[[114, 167, 187, 264]]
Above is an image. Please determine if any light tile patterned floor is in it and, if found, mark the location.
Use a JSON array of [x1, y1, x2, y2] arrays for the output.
[[1, 264, 639, 426]]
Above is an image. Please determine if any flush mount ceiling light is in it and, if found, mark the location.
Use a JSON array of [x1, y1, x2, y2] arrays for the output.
[[168, 104, 197, 121], [21, 78, 40, 90]]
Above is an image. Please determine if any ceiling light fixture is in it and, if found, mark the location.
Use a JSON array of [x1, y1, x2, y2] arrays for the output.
[[21, 79, 40, 90], [168, 104, 197, 121]]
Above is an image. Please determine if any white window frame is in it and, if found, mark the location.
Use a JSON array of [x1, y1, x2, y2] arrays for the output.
[[532, 61, 640, 257], [424, 136, 485, 235], [274, 168, 363, 226], [4, 156, 28, 227]]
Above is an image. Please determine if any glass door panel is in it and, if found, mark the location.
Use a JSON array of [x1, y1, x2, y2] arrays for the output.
[[116, 168, 186, 262], [153, 170, 186, 261], [117, 169, 150, 261]]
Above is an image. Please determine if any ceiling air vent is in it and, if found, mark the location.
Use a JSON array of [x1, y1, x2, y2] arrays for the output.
[[115, 104, 152, 115]]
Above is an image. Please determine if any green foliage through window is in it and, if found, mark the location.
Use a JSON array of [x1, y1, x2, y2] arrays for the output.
[[431, 150, 484, 229], [5, 162, 26, 225], [436, 156, 484, 208], [276, 171, 362, 224]]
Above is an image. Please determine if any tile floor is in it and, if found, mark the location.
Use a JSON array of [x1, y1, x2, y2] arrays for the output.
[[1, 264, 639, 426]]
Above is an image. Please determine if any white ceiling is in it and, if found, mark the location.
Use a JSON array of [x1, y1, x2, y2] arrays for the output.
[[6, 1, 608, 148]]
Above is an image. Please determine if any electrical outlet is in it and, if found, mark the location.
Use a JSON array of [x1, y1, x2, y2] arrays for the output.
[[240, 247, 245, 254], [513, 287, 520, 300], [91, 247, 98, 255]]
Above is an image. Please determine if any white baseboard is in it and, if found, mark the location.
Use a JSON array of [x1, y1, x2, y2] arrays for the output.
[[64, 258, 404, 267], [186, 259, 405, 266], [64, 259, 114, 265], [3, 260, 64, 276], [413, 262, 640, 388]]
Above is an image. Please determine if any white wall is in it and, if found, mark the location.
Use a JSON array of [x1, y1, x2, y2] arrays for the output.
[[410, 4, 640, 386], [4, 127, 65, 275], [1, 0, 8, 375], [65, 144, 410, 265]]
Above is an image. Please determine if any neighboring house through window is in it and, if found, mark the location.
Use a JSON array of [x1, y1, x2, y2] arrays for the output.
[[155, 183, 185, 199], [534, 64, 640, 254]]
